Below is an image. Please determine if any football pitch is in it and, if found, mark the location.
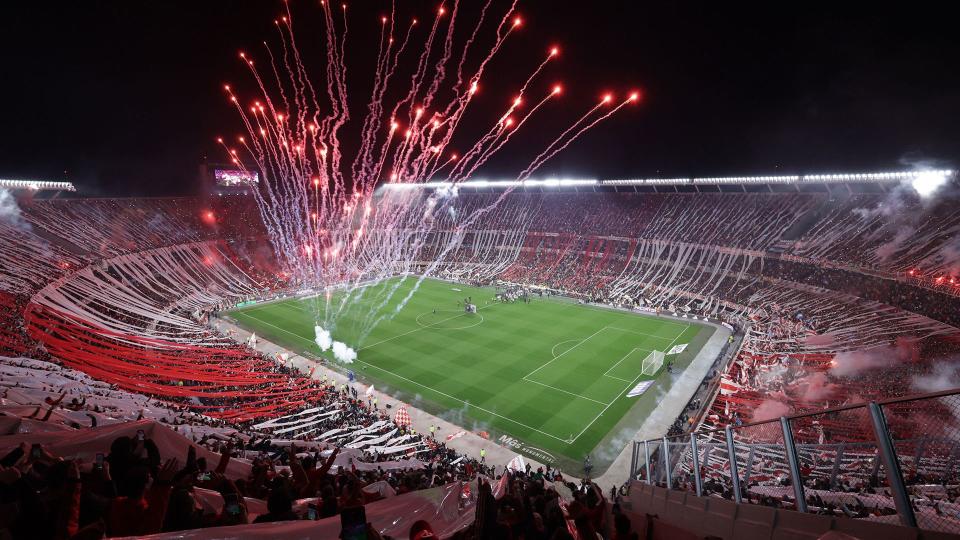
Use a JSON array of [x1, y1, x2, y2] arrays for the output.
[[227, 277, 714, 472]]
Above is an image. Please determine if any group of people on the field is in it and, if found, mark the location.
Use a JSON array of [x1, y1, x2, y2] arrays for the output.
[[495, 284, 534, 304]]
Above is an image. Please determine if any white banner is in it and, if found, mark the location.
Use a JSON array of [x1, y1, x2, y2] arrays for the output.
[[626, 380, 655, 397]]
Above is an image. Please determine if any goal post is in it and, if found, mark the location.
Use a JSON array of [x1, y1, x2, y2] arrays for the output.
[[641, 350, 665, 376]]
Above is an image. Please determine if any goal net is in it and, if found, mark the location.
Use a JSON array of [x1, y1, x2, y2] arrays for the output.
[[641, 350, 665, 376]]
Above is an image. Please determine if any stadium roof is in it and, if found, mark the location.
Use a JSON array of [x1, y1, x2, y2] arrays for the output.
[[383, 169, 955, 190], [0, 178, 76, 192]]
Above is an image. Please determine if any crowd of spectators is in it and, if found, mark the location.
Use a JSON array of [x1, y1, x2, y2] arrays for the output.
[[1, 190, 959, 536]]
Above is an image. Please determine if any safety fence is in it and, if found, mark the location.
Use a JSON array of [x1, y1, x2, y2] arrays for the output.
[[629, 388, 960, 534]]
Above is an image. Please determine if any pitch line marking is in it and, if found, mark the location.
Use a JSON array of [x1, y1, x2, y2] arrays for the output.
[[360, 304, 494, 351], [235, 294, 698, 446], [568, 330, 687, 443], [521, 378, 609, 406], [550, 339, 581, 358], [356, 360, 577, 443], [414, 310, 485, 331], [522, 326, 611, 380], [605, 326, 678, 341], [237, 307, 579, 442], [233, 312, 321, 349], [602, 347, 653, 378]]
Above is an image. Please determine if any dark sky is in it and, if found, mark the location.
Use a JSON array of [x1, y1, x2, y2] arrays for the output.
[[1, 1, 958, 197]]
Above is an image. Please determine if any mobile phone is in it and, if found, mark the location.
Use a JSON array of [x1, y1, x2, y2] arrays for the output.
[[197, 472, 211, 481], [30, 444, 42, 459], [340, 506, 367, 540], [95, 453, 104, 469], [307, 503, 318, 521], [136, 429, 145, 441], [224, 493, 242, 516]]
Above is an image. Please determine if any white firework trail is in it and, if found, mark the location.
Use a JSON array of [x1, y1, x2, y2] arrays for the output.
[[216, 1, 640, 356]]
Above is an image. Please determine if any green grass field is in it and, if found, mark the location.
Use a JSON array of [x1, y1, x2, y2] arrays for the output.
[[227, 277, 713, 472]]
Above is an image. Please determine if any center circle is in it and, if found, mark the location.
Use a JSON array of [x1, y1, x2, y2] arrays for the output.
[[415, 310, 485, 330]]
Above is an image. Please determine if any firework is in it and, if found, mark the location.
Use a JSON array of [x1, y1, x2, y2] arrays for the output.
[[218, 1, 639, 356]]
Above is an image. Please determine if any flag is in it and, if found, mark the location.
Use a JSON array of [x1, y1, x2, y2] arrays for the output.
[[365, 384, 375, 396], [506, 454, 526, 472], [719, 376, 741, 396], [394, 405, 411, 427], [446, 430, 467, 442]]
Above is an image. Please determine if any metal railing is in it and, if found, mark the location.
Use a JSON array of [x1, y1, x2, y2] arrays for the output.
[[629, 388, 960, 534]]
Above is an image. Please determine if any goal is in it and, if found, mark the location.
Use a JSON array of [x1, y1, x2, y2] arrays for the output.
[[641, 350, 665, 376]]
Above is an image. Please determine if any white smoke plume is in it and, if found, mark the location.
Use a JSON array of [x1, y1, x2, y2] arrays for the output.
[[898, 155, 954, 199], [800, 371, 841, 402], [332, 341, 357, 364], [751, 399, 792, 423], [314, 325, 332, 351], [828, 338, 917, 378], [0, 189, 26, 228], [875, 226, 915, 261], [911, 360, 960, 393]]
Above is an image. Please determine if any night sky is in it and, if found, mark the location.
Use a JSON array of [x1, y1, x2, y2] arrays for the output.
[[1, 1, 958, 197]]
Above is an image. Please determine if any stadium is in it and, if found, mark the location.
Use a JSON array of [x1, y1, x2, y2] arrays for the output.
[[2, 2, 960, 540]]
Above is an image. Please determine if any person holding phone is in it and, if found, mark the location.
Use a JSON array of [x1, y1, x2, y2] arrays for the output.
[[341, 506, 387, 540], [251, 487, 297, 523], [217, 492, 248, 526], [340, 506, 366, 539]]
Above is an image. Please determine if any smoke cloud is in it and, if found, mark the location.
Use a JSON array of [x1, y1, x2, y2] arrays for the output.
[[800, 371, 841, 402], [314, 325, 332, 351], [912, 360, 960, 393], [828, 338, 917, 378], [0, 189, 26, 228], [751, 400, 791, 422], [332, 341, 357, 363]]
